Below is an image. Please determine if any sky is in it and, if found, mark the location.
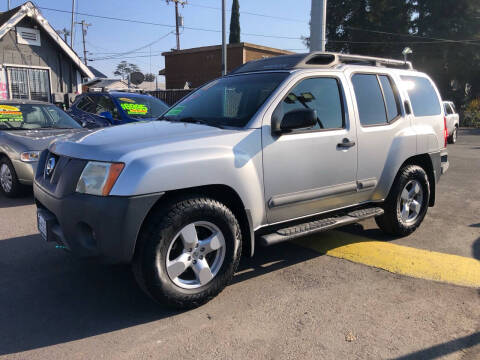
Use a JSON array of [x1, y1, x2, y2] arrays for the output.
[[1, 0, 312, 79]]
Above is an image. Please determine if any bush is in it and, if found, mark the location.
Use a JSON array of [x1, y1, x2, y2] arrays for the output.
[[462, 98, 480, 128]]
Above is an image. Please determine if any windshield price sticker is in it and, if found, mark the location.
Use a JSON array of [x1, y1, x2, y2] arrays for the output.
[[120, 103, 149, 115], [118, 97, 136, 103], [0, 105, 23, 122], [166, 105, 185, 116]]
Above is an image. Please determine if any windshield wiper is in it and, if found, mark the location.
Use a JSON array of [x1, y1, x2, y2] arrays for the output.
[[175, 117, 225, 129]]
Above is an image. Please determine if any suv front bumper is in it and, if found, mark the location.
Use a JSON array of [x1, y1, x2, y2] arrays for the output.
[[34, 182, 163, 263]]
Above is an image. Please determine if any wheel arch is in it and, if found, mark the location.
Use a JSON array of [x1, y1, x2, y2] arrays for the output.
[[396, 154, 436, 207], [138, 184, 255, 258]]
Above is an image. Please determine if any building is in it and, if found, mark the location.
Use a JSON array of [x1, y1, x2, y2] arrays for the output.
[[0, 2, 94, 103], [161, 42, 293, 89]]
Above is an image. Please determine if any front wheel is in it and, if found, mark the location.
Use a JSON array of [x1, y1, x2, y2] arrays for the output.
[[133, 196, 242, 309], [375, 165, 430, 236], [0, 158, 23, 198]]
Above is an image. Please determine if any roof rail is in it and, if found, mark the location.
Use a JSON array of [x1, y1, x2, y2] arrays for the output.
[[230, 52, 413, 74]]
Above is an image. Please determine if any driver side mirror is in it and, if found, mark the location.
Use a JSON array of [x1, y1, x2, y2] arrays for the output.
[[272, 108, 317, 134], [99, 111, 114, 122]]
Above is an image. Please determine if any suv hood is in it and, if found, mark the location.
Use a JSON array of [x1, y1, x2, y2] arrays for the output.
[[49, 121, 242, 162]]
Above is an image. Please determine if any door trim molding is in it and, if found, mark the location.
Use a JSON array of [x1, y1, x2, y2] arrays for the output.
[[268, 182, 358, 208]]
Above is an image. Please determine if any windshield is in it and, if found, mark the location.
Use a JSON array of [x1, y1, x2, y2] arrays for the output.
[[0, 104, 81, 130], [115, 95, 168, 119], [162, 72, 289, 127]]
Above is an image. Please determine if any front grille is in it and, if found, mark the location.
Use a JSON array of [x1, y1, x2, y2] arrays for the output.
[[35, 151, 88, 198]]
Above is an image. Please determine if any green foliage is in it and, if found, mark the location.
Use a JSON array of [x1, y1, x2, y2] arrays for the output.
[[229, 0, 241, 44], [113, 61, 141, 80], [462, 99, 480, 128], [144, 73, 156, 82], [311, 0, 480, 111]]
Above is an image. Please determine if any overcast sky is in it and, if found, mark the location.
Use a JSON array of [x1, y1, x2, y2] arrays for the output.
[[1, 0, 311, 79]]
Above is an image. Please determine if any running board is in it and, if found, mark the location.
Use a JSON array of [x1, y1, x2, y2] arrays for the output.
[[259, 207, 384, 246]]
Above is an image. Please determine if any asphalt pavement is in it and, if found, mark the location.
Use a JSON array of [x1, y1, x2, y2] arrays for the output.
[[0, 129, 478, 359]]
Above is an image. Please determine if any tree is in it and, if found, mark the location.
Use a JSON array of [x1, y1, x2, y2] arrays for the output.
[[113, 61, 141, 80], [144, 73, 156, 82], [229, 0, 240, 44]]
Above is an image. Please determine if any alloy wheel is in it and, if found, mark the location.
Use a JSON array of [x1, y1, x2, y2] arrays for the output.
[[397, 179, 424, 225], [165, 221, 226, 289], [0, 164, 13, 193]]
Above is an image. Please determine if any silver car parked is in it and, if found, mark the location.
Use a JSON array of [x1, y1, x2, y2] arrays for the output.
[[0, 100, 84, 197]]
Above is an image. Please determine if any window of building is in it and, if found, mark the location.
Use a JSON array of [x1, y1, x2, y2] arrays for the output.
[[7, 67, 50, 102], [401, 75, 441, 117], [279, 77, 345, 130]]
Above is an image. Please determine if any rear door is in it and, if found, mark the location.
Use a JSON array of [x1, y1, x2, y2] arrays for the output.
[[349, 71, 414, 202]]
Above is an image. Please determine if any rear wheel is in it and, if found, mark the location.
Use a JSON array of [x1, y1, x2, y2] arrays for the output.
[[132, 196, 242, 309], [448, 126, 457, 144], [0, 158, 23, 198], [375, 165, 430, 236]]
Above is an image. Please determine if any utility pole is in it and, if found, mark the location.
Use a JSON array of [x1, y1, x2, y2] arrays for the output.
[[222, 0, 227, 75], [310, 0, 327, 52], [166, 0, 187, 50], [76, 20, 91, 65], [7, 0, 10, 10], [70, 0, 76, 48], [57, 28, 70, 43]]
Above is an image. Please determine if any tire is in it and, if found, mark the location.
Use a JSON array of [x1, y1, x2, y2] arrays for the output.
[[132, 195, 242, 309], [0, 157, 23, 198], [448, 126, 457, 144], [375, 165, 430, 236]]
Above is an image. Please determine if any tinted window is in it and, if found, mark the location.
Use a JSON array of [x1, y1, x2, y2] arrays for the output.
[[352, 74, 387, 126], [280, 77, 344, 130], [379, 75, 400, 122], [76, 95, 97, 113], [450, 102, 457, 113], [401, 76, 441, 117], [163, 73, 289, 127]]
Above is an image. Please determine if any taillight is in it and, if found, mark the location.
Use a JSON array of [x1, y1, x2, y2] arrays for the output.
[[444, 117, 448, 148]]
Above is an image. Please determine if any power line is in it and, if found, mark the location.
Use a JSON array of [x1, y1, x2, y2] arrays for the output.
[[187, 2, 307, 24], [344, 26, 480, 46], [38, 6, 303, 41]]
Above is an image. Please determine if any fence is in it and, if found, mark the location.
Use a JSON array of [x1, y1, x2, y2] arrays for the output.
[[149, 89, 193, 106]]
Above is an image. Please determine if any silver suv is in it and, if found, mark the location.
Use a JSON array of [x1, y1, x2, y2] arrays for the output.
[[34, 52, 449, 308]]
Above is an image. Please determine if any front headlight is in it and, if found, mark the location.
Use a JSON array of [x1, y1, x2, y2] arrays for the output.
[[76, 161, 125, 196], [20, 151, 40, 162]]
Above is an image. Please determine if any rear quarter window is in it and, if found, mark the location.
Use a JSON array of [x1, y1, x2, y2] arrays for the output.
[[401, 75, 441, 117]]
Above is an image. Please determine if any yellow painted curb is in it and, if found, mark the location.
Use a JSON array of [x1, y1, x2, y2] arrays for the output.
[[295, 231, 480, 288]]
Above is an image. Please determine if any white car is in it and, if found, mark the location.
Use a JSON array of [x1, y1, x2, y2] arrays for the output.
[[443, 101, 459, 144]]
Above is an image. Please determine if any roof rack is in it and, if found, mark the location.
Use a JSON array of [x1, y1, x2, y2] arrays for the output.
[[230, 52, 413, 74]]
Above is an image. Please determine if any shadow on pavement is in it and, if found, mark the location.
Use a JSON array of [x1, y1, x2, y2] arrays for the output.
[[0, 233, 320, 355], [0, 190, 34, 209], [392, 332, 480, 360]]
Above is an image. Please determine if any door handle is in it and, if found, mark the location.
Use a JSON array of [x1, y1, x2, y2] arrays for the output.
[[337, 138, 356, 148]]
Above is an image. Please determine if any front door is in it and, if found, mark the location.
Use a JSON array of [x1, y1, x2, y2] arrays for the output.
[[262, 74, 358, 224]]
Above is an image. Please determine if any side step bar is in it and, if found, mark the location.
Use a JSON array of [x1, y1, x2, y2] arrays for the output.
[[259, 207, 384, 247]]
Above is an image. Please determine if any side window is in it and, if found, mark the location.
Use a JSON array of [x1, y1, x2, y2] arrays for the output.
[[444, 103, 453, 115], [280, 77, 345, 130], [76, 95, 97, 114], [401, 75, 441, 117], [352, 74, 388, 126], [96, 95, 119, 119], [450, 103, 457, 113], [379, 75, 400, 122]]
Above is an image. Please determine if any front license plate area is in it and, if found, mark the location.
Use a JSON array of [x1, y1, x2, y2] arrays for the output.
[[37, 209, 56, 242]]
